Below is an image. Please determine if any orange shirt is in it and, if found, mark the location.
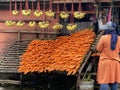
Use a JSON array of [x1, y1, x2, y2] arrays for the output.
[[96, 35, 120, 84], [96, 35, 120, 62]]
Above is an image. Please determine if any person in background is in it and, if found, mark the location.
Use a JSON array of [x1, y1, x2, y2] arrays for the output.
[[96, 20, 120, 90]]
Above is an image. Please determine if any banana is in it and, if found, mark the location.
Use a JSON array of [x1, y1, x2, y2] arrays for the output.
[[66, 23, 77, 31], [28, 21, 36, 27], [12, 10, 19, 15], [34, 10, 43, 17], [38, 21, 49, 29], [22, 9, 31, 16], [74, 11, 86, 19], [16, 21, 25, 26], [52, 23, 63, 30], [45, 10, 55, 17], [60, 11, 69, 19], [5, 20, 16, 26]]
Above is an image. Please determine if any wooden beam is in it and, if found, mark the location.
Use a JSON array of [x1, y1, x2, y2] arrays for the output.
[[53, 0, 112, 3]]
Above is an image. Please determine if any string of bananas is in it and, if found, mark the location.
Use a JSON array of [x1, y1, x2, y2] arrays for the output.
[[22, 9, 31, 16], [28, 21, 36, 27], [60, 11, 69, 19], [52, 23, 63, 30], [74, 11, 86, 19], [45, 10, 55, 17], [5, 20, 16, 26], [12, 10, 19, 15], [34, 10, 43, 17], [38, 21, 49, 29], [16, 21, 25, 26], [66, 23, 77, 31]]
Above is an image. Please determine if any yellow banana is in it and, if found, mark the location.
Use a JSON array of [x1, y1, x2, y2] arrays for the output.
[[45, 10, 55, 17], [22, 9, 31, 16], [16, 21, 25, 26], [66, 23, 77, 31], [34, 10, 43, 17], [52, 23, 63, 30], [28, 21, 36, 27], [38, 21, 49, 29], [74, 11, 85, 19], [12, 10, 19, 15], [60, 11, 69, 19], [5, 20, 16, 26]]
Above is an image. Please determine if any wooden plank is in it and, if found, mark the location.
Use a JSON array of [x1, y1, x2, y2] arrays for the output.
[[0, 30, 59, 34], [52, 0, 112, 3], [0, 80, 20, 85]]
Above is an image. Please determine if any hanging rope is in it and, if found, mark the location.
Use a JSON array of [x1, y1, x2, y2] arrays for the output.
[[9, 0, 12, 12], [63, 0, 67, 11], [78, 0, 82, 11], [70, 0, 74, 23], [43, 0, 46, 11], [20, 0, 22, 11], [56, 1, 60, 20], [49, 0, 52, 10], [32, 0, 34, 10], [14, 0, 17, 10], [36, 1, 40, 10], [25, 0, 29, 10]]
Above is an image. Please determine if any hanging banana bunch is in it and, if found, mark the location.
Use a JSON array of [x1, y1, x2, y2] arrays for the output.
[[34, 1, 43, 17], [66, 23, 77, 31], [28, 21, 36, 27], [45, 10, 55, 17], [12, 0, 19, 15], [16, 21, 25, 26], [60, 11, 69, 19], [74, 11, 86, 19], [12, 10, 19, 15], [34, 10, 43, 17], [22, 9, 31, 16], [5, 20, 16, 26], [22, 0, 31, 16], [52, 23, 63, 30], [38, 21, 49, 29]]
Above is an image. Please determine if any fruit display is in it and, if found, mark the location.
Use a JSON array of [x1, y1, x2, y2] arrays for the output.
[[16, 21, 25, 26], [18, 28, 95, 75], [74, 11, 86, 19], [5, 20, 16, 26], [22, 9, 31, 16], [12, 10, 19, 15], [34, 10, 43, 17], [66, 23, 77, 31], [45, 10, 55, 17], [38, 21, 49, 29], [60, 11, 69, 19], [28, 21, 36, 27], [52, 23, 63, 30]]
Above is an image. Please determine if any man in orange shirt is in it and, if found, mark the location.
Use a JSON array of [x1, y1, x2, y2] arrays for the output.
[[96, 20, 120, 90]]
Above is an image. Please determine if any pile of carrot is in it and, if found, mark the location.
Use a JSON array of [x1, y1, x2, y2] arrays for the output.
[[18, 28, 95, 75]]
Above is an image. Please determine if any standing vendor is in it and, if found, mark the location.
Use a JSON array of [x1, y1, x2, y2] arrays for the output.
[[96, 19, 120, 90]]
